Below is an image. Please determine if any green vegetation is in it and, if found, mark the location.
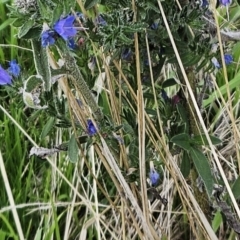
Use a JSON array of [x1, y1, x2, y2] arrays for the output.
[[0, 0, 240, 239]]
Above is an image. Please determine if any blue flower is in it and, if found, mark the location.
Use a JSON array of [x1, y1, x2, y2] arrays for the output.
[[121, 48, 132, 61], [53, 15, 77, 41], [161, 89, 169, 102], [200, 0, 209, 7], [220, 0, 231, 6], [212, 54, 233, 68], [8, 60, 20, 77], [87, 119, 97, 136], [41, 30, 56, 47], [150, 22, 158, 30], [76, 12, 85, 21], [224, 54, 233, 65], [96, 15, 107, 26], [149, 169, 160, 186], [67, 38, 77, 49], [0, 65, 12, 85]]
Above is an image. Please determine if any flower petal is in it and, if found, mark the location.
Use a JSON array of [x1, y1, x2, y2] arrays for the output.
[[0, 65, 12, 85]]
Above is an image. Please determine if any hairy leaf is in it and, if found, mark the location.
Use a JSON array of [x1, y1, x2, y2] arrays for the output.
[[191, 134, 222, 146], [189, 147, 213, 197], [40, 117, 55, 139], [170, 133, 191, 151], [68, 134, 79, 163]]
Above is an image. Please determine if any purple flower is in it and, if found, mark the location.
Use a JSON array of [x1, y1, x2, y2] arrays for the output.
[[149, 169, 160, 186], [0, 65, 12, 85], [220, 0, 231, 6], [224, 54, 233, 65], [41, 30, 56, 47], [53, 15, 77, 41], [87, 119, 97, 136], [172, 95, 181, 105], [8, 60, 20, 77]]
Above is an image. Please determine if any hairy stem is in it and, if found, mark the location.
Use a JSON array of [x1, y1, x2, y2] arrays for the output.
[[64, 53, 103, 122]]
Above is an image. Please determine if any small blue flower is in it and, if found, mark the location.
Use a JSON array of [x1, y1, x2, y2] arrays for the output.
[[76, 98, 83, 107], [121, 48, 132, 61], [144, 59, 149, 66], [0, 65, 12, 85], [161, 89, 169, 102], [67, 38, 77, 49], [200, 0, 209, 7], [76, 12, 85, 21], [224, 54, 233, 65], [87, 119, 97, 136], [149, 169, 160, 186], [150, 22, 158, 30], [8, 60, 20, 77], [41, 30, 56, 47], [53, 15, 77, 41], [220, 0, 231, 6], [96, 15, 107, 26]]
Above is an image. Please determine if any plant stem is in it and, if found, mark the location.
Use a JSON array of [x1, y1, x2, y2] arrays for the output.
[[185, 67, 211, 222], [64, 53, 103, 122]]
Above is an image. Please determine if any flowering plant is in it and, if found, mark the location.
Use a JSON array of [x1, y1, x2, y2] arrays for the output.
[[1, 0, 240, 239]]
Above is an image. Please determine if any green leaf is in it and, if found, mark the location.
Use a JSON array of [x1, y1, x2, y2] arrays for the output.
[[162, 78, 178, 88], [114, 125, 123, 132], [182, 54, 202, 67], [145, 108, 157, 116], [191, 134, 222, 146], [68, 134, 78, 163], [203, 69, 240, 107], [51, 4, 64, 25], [180, 151, 191, 177], [18, 19, 35, 38], [37, 0, 48, 19], [176, 104, 188, 122], [84, 0, 99, 10], [231, 175, 240, 200], [212, 211, 222, 232], [40, 117, 55, 139], [189, 147, 213, 197], [170, 133, 191, 151], [0, 18, 15, 31], [20, 27, 42, 40]]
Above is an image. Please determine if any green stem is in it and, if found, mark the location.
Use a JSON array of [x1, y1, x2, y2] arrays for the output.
[[64, 53, 103, 121], [179, 67, 211, 221]]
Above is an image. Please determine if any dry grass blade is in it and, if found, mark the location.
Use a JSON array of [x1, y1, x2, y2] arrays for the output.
[[100, 137, 159, 239], [157, 0, 240, 227]]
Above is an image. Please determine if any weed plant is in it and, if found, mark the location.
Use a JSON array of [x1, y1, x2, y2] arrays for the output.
[[0, 0, 240, 239]]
